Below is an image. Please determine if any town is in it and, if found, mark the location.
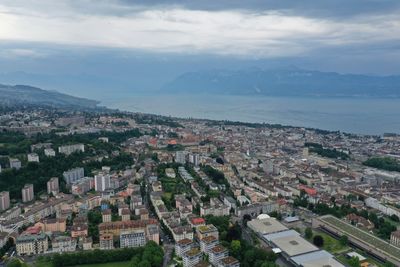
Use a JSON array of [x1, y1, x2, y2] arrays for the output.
[[0, 106, 400, 267]]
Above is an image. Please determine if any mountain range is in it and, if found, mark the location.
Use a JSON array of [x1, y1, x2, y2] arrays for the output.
[[162, 67, 400, 97], [0, 84, 99, 109]]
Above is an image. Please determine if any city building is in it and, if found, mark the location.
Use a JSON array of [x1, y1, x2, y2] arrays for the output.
[[120, 229, 146, 248], [71, 177, 94, 195], [9, 158, 21, 170], [95, 173, 111, 192], [47, 177, 59, 195], [27, 153, 39, 162], [175, 151, 187, 164], [36, 218, 66, 233], [22, 184, 34, 203], [209, 245, 229, 266], [82, 237, 93, 250], [51, 236, 77, 252], [102, 209, 112, 223], [183, 248, 202, 267], [218, 256, 240, 267], [100, 233, 114, 250], [165, 168, 176, 178], [390, 230, 400, 247], [58, 144, 85, 155], [44, 148, 56, 157], [200, 235, 218, 254], [197, 224, 219, 240], [0, 191, 10, 211], [16, 233, 48, 256], [175, 238, 194, 257], [63, 167, 85, 184]]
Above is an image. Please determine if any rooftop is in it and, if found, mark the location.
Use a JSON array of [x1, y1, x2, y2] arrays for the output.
[[291, 250, 345, 267], [264, 230, 319, 257], [248, 217, 288, 235]]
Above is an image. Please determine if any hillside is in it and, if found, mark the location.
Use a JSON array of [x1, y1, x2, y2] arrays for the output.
[[0, 84, 99, 109]]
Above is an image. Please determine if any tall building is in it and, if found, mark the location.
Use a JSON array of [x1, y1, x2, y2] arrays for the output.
[[22, 184, 34, 203], [47, 177, 59, 195], [63, 167, 85, 184], [0, 191, 10, 211], [175, 151, 187, 164], [95, 173, 110, 192]]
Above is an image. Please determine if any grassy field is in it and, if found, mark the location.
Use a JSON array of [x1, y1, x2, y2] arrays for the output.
[[336, 254, 386, 267], [312, 230, 350, 254], [35, 261, 131, 267]]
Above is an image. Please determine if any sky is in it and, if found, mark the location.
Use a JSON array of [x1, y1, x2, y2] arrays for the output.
[[0, 0, 400, 97]]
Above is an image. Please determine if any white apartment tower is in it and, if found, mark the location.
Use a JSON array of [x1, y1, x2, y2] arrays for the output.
[[0, 191, 10, 211], [22, 184, 34, 203], [47, 177, 59, 195], [95, 173, 110, 192]]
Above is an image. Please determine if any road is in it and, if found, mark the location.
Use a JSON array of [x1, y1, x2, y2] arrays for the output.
[[162, 243, 174, 267]]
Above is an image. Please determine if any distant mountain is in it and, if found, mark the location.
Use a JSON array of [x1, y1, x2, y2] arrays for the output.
[[0, 84, 100, 109], [162, 67, 400, 97]]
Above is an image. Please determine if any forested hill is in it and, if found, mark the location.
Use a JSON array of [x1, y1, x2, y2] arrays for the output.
[[0, 83, 100, 109]]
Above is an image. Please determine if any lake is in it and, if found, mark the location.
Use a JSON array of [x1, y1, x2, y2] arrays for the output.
[[99, 93, 400, 135]]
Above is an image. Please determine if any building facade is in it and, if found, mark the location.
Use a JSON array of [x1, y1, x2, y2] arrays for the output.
[[22, 184, 34, 203]]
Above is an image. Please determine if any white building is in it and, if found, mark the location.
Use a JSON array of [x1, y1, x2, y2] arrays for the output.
[[95, 173, 111, 192], [63, 167, 85, 184], [175, 238, 193, 257], [22, 184, 34, 203], [47, 177, 59, 195], [27, 153, 39, 163], [175, 151, 188, 164], [9, 158, 21, 170], [210, 245, 229, 266], [120, 230, 146, 248], [44, 148, 56, 157], [51, 236, 76, 252], [183, 248, 201, 267], [0, 191, 10, 211], [58, 144, 85, 155]]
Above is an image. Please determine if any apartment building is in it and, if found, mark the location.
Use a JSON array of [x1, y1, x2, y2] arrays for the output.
[[22, 184, 34, 203], [0, 191, 10, 211], [120, 229, 146, 248], [16, 233, 48, 256]]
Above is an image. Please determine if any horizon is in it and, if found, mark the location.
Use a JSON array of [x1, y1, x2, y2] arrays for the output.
[[1, 0, 400, 96]]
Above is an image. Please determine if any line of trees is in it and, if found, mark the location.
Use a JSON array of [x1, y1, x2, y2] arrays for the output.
[[363, 157, 400, 172], [43, 241, 163, 267]]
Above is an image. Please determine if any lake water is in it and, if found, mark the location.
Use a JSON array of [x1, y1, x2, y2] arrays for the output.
[[99, 93, 400, 135]]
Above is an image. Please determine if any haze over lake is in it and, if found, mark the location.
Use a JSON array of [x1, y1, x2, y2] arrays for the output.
[[100, 93, 400, 135]]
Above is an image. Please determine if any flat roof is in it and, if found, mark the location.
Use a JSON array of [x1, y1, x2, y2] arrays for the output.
[[248, 217, 288, 235], [291, 250, 345, 267], [264, 230, 319, 257]]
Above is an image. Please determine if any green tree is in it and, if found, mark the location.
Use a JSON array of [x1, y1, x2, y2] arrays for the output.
[[313, 235, 324, 247], [348, 256, 360, 267], [6, 259, 27, 267], [305, 227, 313, 239], [230, 240, 241, 258], [339, 235, 348, 246]]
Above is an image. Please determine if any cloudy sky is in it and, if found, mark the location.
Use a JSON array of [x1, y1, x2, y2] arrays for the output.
[[0, 0, 399, 96]]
